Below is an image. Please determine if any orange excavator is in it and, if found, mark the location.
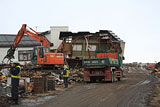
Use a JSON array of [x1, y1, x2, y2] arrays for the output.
[[3, 24, 64, 66]]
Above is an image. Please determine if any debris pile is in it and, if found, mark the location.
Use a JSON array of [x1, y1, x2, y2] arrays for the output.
[[0, 96, 11, 107], [0, 69, 11, 107], [0, 65, 84, 100], [70, 68, 84, 82]]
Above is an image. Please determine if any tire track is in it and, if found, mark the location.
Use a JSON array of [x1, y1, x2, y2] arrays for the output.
[[35, 72, 158, 107]]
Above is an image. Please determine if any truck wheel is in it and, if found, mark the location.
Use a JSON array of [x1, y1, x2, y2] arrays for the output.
[[90, 77, 96, 83], [117, 77, 121, 81]]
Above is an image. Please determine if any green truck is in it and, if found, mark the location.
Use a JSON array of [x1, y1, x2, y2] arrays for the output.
[[82, 52, 123, 82]]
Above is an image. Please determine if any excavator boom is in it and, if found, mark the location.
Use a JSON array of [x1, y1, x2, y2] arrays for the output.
[[3, 24, 53, 63]]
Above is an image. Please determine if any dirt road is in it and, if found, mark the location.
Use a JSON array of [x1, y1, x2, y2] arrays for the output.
[[18, 71, 159, 107]]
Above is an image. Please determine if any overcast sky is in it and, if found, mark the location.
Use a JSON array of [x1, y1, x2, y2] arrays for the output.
[[0, 0, 159, 63]]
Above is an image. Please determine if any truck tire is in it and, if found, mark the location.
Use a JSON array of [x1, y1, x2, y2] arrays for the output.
[[117, 77, 121, 81], [90, 77, 96, 83]]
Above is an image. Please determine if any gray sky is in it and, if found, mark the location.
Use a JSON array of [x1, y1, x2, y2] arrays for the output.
[[0, 0, 160, 63]]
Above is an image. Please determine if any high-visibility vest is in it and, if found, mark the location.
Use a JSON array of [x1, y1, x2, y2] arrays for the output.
[[11, 65, 21, 78], [63, 70, 70, 77]]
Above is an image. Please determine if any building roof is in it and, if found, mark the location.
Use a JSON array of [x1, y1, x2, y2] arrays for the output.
[[0, 34, 41, 47], [59, 30, 124, 42]]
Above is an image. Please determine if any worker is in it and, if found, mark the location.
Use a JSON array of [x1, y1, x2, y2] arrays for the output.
[[10, 60, 21, 105], [63, 65, 70, 88]]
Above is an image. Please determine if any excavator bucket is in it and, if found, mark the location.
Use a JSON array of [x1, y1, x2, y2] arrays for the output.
[[2, 46, 15, 64]]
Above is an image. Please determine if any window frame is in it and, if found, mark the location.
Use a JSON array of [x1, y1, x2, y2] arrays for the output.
[[72, 44, 83, 51], [18, 50, 33, 61], [86, 44, 97, 52]]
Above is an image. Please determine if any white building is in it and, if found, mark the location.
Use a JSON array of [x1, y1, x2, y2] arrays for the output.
[[0, 26, 68, 64], [45, 26, 68, 49]]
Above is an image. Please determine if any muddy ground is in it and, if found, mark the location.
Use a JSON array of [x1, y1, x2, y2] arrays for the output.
[[149, 82, 160, 107], [11, 71, 160, 107]]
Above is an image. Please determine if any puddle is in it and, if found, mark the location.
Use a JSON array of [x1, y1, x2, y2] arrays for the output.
[[84, 84, 96, 90]]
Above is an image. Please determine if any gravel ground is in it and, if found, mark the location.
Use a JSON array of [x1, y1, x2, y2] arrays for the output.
[[148, 79, 160, 107], [12, 71, 159, 107]]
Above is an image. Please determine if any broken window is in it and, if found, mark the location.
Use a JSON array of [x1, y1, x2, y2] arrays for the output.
[[66, 36, 72, 43], [86, 45, 97, 51], [73, 44, 82, 51], [18, 50, 33, 61]]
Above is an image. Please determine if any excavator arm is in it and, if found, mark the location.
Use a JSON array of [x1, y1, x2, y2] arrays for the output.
[[24, 26, 52, 47], [3, 24, 53, 63]]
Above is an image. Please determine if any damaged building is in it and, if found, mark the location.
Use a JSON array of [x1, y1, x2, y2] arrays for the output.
[[59, 30, 125, 68]]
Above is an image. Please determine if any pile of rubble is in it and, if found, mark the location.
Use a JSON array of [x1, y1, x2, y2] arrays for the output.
[[0, 62, 84, 107], [70, 68, 84, 82], [0, 65, 84, 98], [0, 95, 11, 107]]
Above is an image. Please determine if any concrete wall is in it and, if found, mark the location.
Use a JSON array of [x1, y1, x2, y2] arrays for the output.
[[1, 48, 9, 63], [45, 26, 68, 49], [50, 26, 68, 49]]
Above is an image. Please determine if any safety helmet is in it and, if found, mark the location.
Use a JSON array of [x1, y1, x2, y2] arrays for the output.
[[64, 65, 68, 69]]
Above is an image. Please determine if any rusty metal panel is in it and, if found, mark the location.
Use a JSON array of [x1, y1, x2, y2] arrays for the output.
[[34, 78, 45, 94]]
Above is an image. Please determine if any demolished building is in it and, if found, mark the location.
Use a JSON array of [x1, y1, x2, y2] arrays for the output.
[[59, 30, 125, 68]]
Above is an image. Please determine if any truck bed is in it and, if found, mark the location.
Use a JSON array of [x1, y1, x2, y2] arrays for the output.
[[82, 58, 120, 67]]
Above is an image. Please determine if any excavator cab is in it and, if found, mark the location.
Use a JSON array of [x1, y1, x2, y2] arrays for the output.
[[32, 46, 50, 65], [32, 46, 64, 65]]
